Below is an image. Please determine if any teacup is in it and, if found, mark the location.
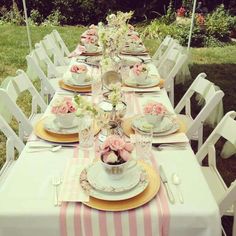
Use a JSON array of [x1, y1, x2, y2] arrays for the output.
[[56, 112, 76, 128], [84, 43, 98, 53], [129, 70, 148, 84], [101, 157, 137, 180], [71, 71, 87, 84], [145, 114, 164, 127]]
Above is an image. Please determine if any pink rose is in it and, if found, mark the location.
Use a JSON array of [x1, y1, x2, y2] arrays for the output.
[[109, 135, 125, 151], [131, 34, 140, 41], [132, 63, 145, 76], [70, 65, 79, 73], [58, 105, 69, 114], [51, 106, 60, 114], [124, 143, 134, 152], [118, 149, 131, 162]]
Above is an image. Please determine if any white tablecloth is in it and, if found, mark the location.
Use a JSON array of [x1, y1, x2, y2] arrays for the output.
[[0, 58, 221, 236]]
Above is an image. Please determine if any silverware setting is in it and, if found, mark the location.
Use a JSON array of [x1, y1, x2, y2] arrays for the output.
[[27, 144, 76, 153], [172, 173, 184, 204], [52, 175, 62, 206], [159, 165, 175, 204]]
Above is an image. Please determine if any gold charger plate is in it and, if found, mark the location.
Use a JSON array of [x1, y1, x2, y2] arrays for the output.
[[120, 51, 149, 56], [121, 116, 186, 137], [59, 80, 91, 93], [83, 162, 160, 211], [34, 117, 100, 143], [81, 51, 102, 56]]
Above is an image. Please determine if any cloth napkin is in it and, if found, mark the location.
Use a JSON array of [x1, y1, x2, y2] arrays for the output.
[[59, 158, 89, 202]]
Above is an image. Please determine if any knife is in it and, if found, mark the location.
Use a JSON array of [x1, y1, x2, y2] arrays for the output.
[[159, 165, 175, 204]]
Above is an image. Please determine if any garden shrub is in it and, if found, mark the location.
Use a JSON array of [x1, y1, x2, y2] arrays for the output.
[[30, 9, 43, 25], [205, 4, 234, 40], [42, 9, 65, 26]]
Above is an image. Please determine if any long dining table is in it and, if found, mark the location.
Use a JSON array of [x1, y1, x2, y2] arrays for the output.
[[0, 49, 221, 236]]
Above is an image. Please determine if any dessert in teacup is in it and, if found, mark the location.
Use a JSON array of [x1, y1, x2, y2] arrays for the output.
[[143, 102, 167, 127], [129, 63, 149, 84], [100, 135, 135, 179], [51, 97, 76, 128], [70, 64, 88, 83]]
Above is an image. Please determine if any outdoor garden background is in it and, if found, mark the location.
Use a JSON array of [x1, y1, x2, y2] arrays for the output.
[[0, 0, 236, 234]]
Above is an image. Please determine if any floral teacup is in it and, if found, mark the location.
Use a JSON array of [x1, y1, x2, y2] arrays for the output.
[[84, 43, 98, 53], [70, 64, 88, 83], [56, 112, 76, 128]]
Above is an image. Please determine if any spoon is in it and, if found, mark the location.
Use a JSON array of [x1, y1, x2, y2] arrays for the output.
[[172, 173, 184, 204], [27, 145, 62, 153]]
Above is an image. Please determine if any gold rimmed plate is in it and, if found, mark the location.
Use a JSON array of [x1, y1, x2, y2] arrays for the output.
[[59, 80, 91, 93], [81, 162, 160, 211], [34, 117, 100, 143]]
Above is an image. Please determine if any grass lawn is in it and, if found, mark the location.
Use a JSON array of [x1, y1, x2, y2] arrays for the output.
[[0, 24, 236, 235]]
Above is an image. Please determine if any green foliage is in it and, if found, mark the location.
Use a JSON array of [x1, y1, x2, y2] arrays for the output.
[[161, 0, 176, 25], [30, 9, 43, 25], [42, 9, 65, 26], [205, 5, 233, 40]]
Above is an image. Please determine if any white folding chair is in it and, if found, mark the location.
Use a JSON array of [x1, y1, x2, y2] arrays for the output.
[[196, 111, 236, 236], [51, 29, 70, 57], [26, 50, 56, 102], [157, 43, 188, 105], [0, 70, 47, 141], [152, 35, 177, 66], [43, 34, 70, 66], [0, 114, 24, 183], [175, 73, 224, 150], [34, 41, 67, 78]]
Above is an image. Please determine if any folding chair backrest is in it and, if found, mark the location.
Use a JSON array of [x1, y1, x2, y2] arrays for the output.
[[43, 34, 67, 66], [158, 44, 188, 105], [196, 111, 236, 230], [0, 114, 24, 178], [175, 73, 224, 140], [34, 42, 61, 78], [152, 35, 175, 64], [0, 70, 47, 140], [52, 29, 70, 57], [26, 50, 56, 100]]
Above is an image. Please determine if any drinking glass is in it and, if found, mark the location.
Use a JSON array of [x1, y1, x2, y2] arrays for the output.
[[78, 115, 94, 149], [134, 128, 153, 163], [91, 66, 102, 103]]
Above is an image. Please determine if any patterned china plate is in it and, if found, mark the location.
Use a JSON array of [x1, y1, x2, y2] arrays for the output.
[[132, 115, 179, 136], [86, 161, 141, 193], [43, 116, 79, 135], [80, 164, 149, 201]]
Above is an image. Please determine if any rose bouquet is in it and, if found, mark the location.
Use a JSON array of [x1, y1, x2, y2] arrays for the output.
[[51, 97, 77, 128], [177, 6, 186, 17], [143, 102, 167, 126], [51, 97, 76, 115], [100, 135, 134, 165], [70, 64, 88, 81], [130, 63, 148, 83]]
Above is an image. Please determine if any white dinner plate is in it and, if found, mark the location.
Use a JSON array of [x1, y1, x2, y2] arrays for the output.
[[98, 100, 126, 112], [63, 76, 92, 87], [86, 161, 141, 193], [80, 166, 149, 201], [43, 116, 79, 134]]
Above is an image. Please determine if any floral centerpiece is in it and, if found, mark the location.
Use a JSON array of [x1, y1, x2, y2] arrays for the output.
[[130, 63, 149, 83], [51, 97, 76, 128], [98, 11, 133, 72], [143, 102, 167, 126], [70, 64, 88, 82], [101, 135, 134, 164], [100, 135, 134, 178]]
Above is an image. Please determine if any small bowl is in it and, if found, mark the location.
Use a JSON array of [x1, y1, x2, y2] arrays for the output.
[[56, 112, 76, 128]]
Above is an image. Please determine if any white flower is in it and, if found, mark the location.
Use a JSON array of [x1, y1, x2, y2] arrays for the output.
[[107, 151, 118, 163]]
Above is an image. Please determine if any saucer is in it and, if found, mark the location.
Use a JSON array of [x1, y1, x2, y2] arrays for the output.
[[43, 116, 79, 135], [86, 162, 141, 193], [80, 165, 149, 201], [124, 76, 160, 88], [132, 115, 174, 134]]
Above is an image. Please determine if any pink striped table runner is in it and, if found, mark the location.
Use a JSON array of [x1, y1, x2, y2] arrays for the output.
[[60, 93, 170, 236]]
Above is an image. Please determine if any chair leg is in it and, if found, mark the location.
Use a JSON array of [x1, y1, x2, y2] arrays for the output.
[[197, 125, 203, 151], [233, 210, 236, 236]]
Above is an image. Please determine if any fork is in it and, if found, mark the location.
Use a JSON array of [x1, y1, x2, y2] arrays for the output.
[[52, 175, 61, 206]]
